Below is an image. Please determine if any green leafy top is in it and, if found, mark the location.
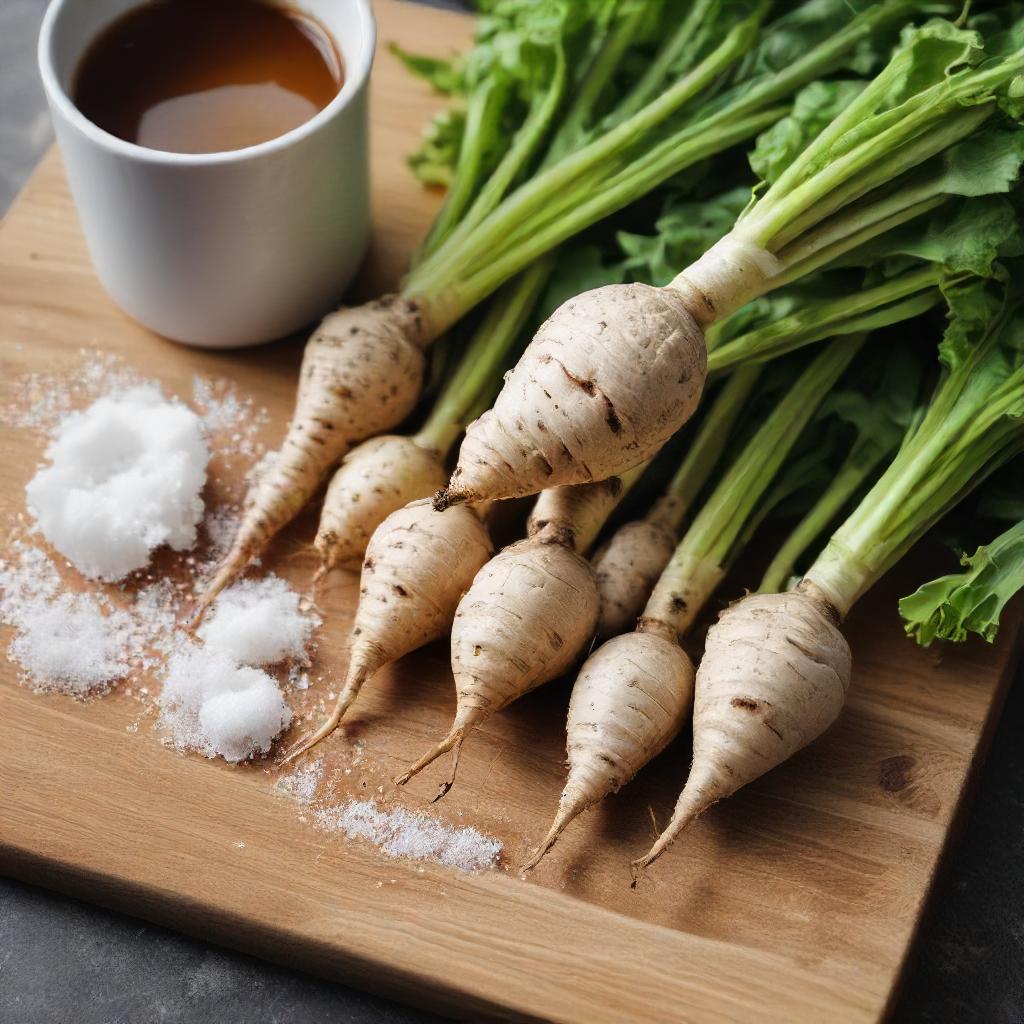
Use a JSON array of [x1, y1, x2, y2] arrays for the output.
[[736, 17, 1024, 276], [805, 267, 1024, 614], [899, 517, 1024, 644]]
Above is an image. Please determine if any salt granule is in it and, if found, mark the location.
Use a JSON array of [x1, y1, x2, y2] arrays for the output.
[[276, 759, 324, 805], [158, 645, 292, 762], [26, 386, 210, 580], [0, 541, 137, 694], [198, 576, 318, 666], [8, 593, 136, 695], [315, 799, 502, 872]]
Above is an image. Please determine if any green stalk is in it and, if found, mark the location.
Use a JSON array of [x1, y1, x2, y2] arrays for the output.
[[773, 195, 948, 283], [414, 256, 553, 455], [451, 50, 568, 245], [408, 0, 933, 332], [764, 104, 993, 252], [758, 436, 893, 593], [676, 335, 866, 569], [706, 265, 943, 374], [646, 364, 763, 534], [545, 1, 651, 162], [404, 10, 765, 320], [420, 78, 510, 258], [609, 0, 718, 124], [743, 49, 1024, 251], [809, 333, 1024, 613], [441, 105, 786, 321], [641, 334, 867, 635]]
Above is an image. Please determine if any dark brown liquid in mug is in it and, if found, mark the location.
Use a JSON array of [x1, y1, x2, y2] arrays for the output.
[[73, 0, 343, 154]]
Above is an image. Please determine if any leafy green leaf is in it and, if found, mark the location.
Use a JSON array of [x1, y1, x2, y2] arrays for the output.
[[899, 518, 1024, 644], [749, 80, 865, 184], [854, 194, 1024, 279], [389, 44, 463, 94]]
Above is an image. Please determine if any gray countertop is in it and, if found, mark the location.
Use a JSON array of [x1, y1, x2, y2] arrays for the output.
[[2, 3, 1022, 1021]]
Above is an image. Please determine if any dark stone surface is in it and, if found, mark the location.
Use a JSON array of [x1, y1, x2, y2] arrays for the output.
[[1, 2, 1022, 1022]]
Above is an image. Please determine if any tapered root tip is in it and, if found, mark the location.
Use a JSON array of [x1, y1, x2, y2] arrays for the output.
[[522, 796, 588, 872], [279, 681, 362, 765], [432, 487, 452, 512], [190, 545, 250, 630], [630, 785, 711, 882], [395, 727, 467, 795]]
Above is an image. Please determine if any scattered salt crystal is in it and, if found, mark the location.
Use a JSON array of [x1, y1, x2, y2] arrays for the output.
[[0, 541, 137, 694], [198, 576, 318, 666], [27, 387, 210, 580], [276, 759, 324, 805], [8, 593, 136, 695], [158, 645, 292, 762], [314, 799, 501, 872], [191, 374, 269, 461]]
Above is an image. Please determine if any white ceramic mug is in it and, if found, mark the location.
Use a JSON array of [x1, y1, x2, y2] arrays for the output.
[[38, 0, 375, 349]]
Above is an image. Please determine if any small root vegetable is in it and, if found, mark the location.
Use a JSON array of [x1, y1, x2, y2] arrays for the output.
[[526, 552, 723, 869], [438, 236, 778, 508], [631, 581, 850, 877], [396, 518, 600, 798], [313, 436, 447, 577], [593, 362, 764, 637], [527, 467, 647, 555], [281, 499, 491, 762], [523, 624, 693, 871], [592, 518, 677, 638], [194, 297, 429, 624]]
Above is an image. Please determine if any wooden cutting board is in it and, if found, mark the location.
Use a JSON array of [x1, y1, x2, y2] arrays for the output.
[[1, 3, 1021, 1022]]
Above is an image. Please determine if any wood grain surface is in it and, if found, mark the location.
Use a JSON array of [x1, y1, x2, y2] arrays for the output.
[[1, 3, 1021, 1022]]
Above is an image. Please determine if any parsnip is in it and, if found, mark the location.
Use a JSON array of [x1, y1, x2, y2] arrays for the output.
[[312, 261, 552, 577], [594, 363, 762, 637], [441, 27, 1024, 507], [527, 334, 867, 870], [635, 275, 1024, 873], [197, 299, 428, 619], [282, 499, 492, 761], [314, 436, 447, 576], [396, 518, 600, 798]]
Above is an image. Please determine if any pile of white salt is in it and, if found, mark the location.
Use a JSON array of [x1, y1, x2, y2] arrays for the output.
[[158, 575, 320, 763], [2, 367, 312, 763], [26, 386, 209, 581]]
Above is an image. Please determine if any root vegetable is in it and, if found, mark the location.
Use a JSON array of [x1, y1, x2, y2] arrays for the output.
[[437, 279, 713, 506], [396, 518, 600, 798], [314, 436, 447, 576], [593, 519, 678, 638], [593, 363, 763, 637], [194, 298, 429, 622], [631, 582, 849, 875], [441, 28, 1024, 507], [524, 626, 694, 871], [282, 499, 492, 762]]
